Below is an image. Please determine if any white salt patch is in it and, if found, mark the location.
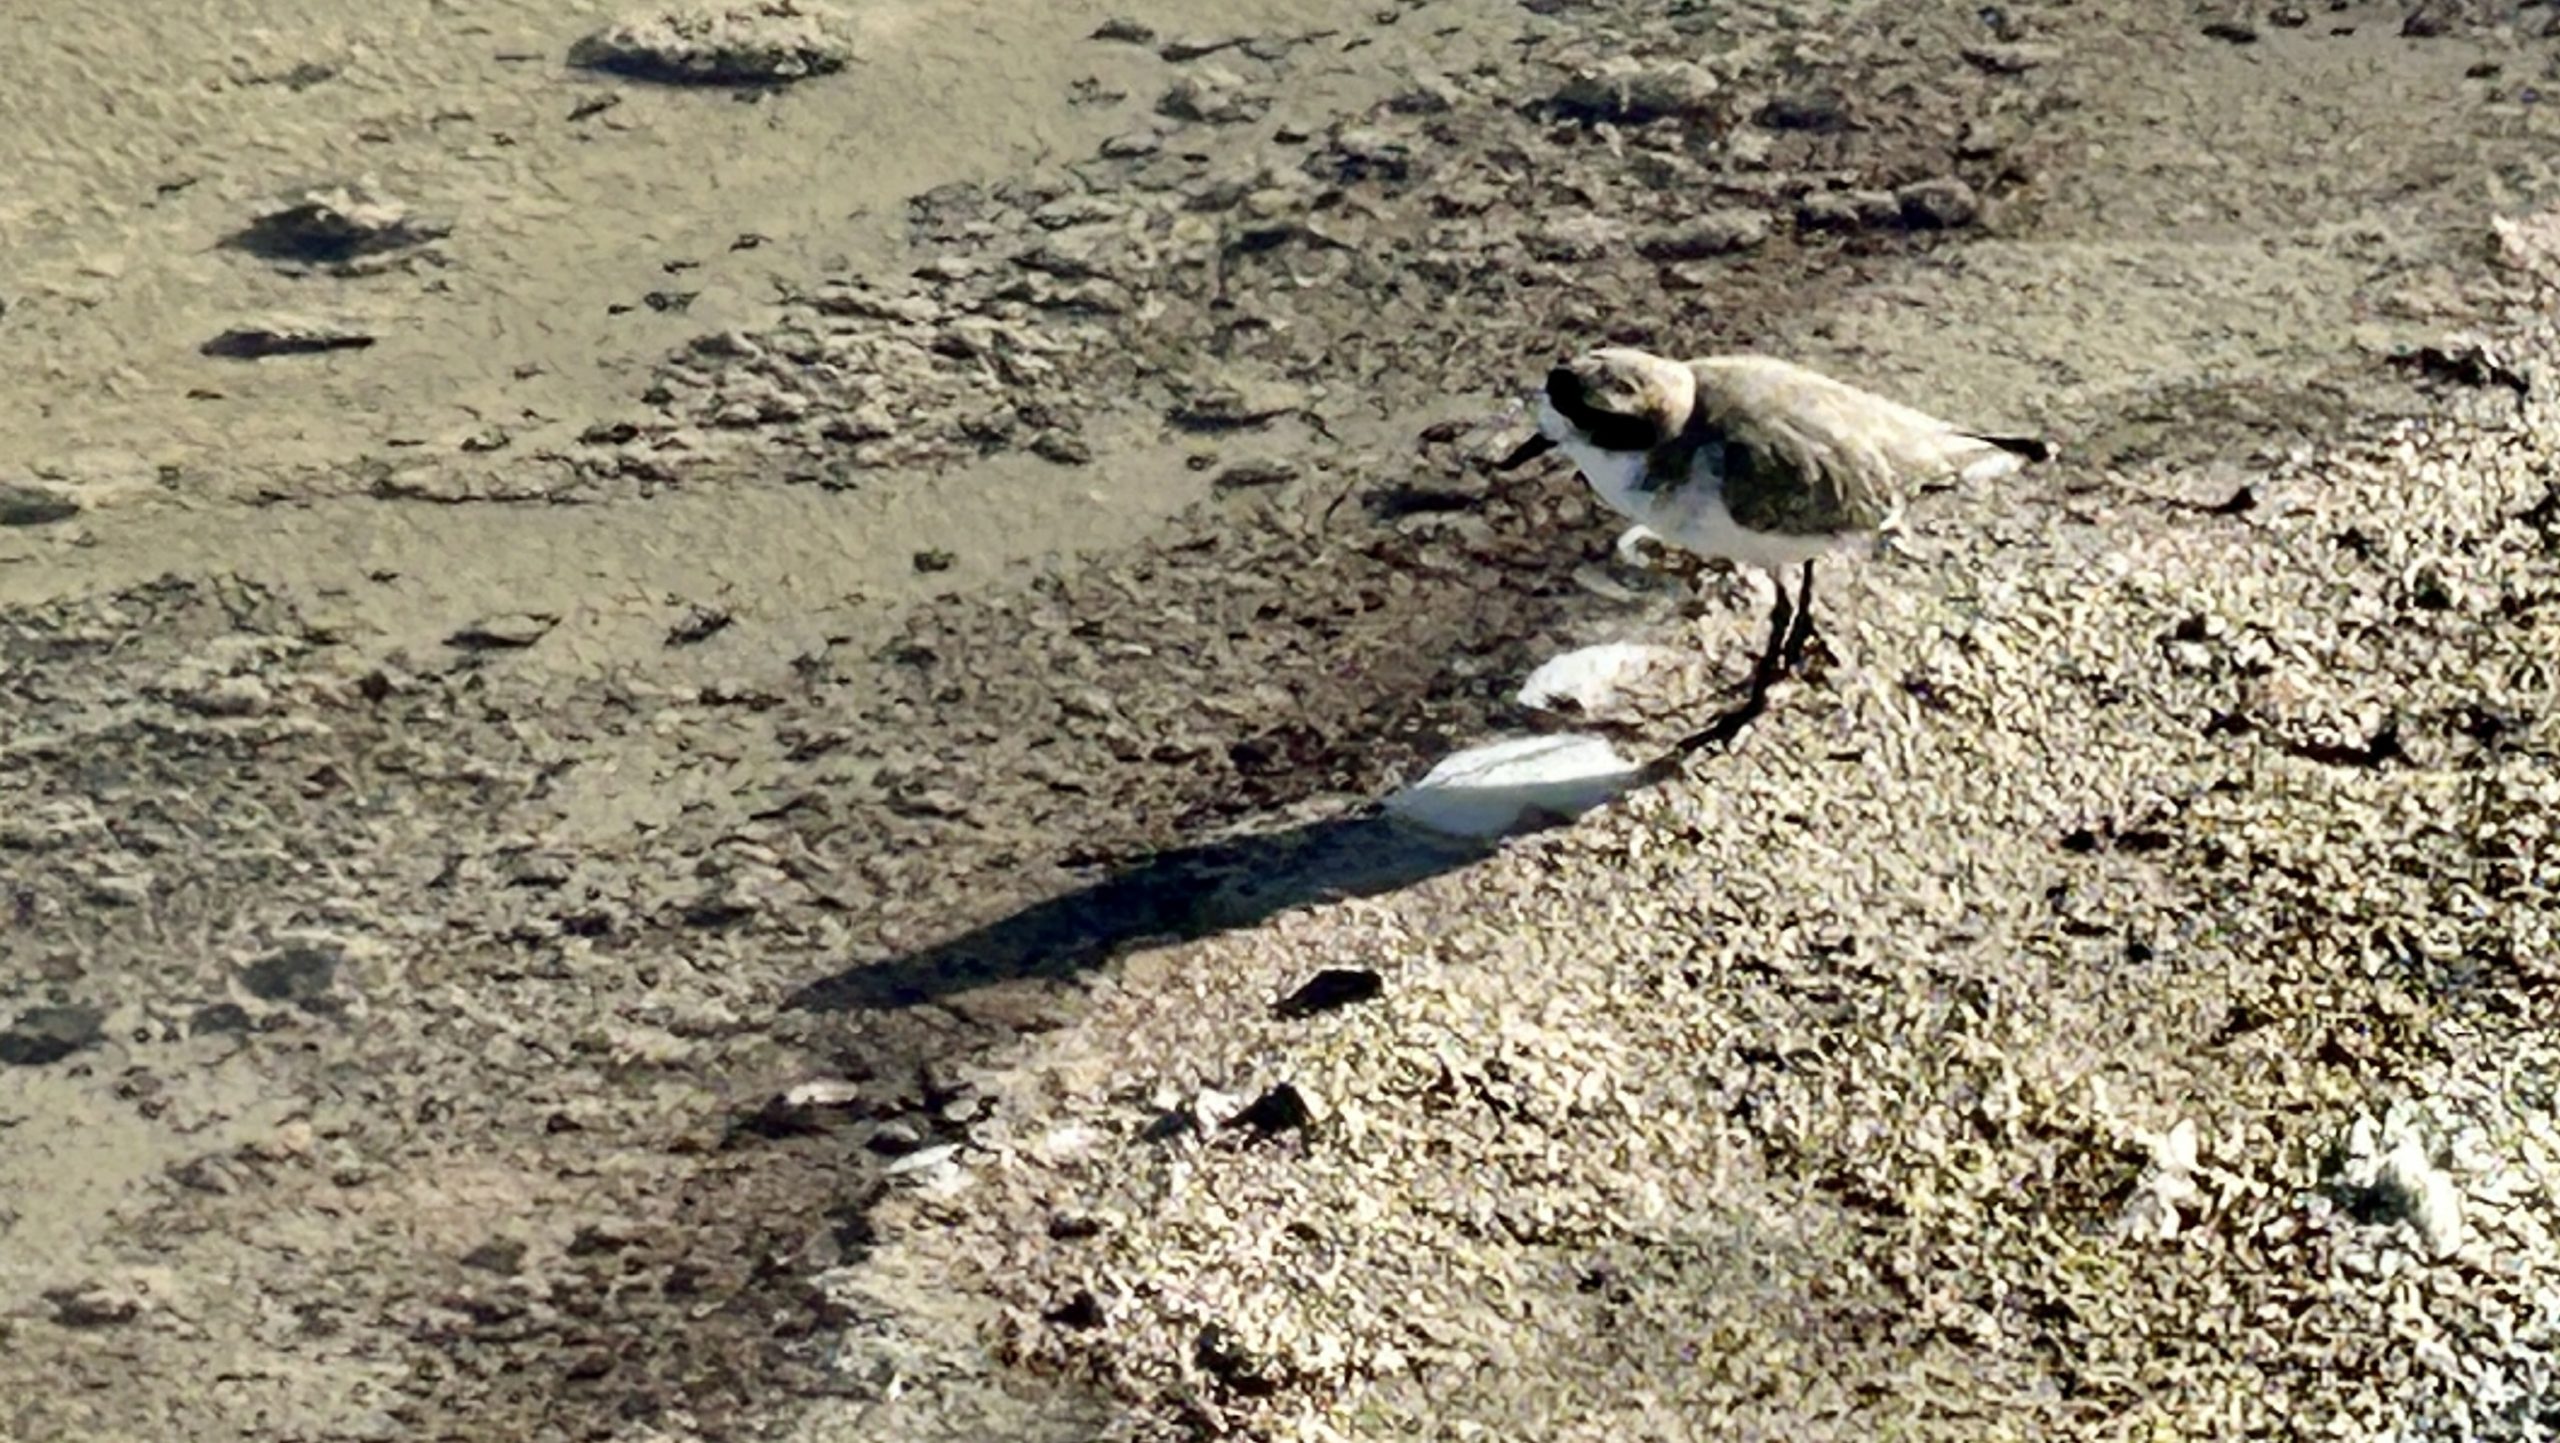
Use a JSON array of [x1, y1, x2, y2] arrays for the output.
[[1382, 733, 1644, 839], [1032, 1123, 1107, 1165], [1516, 642, 1678, 717]]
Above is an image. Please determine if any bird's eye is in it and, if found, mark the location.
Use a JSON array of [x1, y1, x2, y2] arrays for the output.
[[1588, 413, 1660, 452]]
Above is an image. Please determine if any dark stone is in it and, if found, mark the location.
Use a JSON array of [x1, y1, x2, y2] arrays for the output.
[[1032, 431, 1094, 466], [225, 184, 450, 265], [1897, 178, 1982, 230], [1553, 60, 1719, 124], [2400, 1, 2455, 37], [201, 321, 376, 359], [461, 1239, 529, 1274], [1230, 1082, 1314, 1136], [566, 1222, 639, 1257], [1212, 461, 1300, 491], [1195, 1323, 1281, 1394], [45, 1286, 139, 1328], [1755, 88, 1849, 132], [1961, 42, 2059, 72], [1158, 34, 1248, 61], [1797, 190, 1901, 233], [1043, 1289, 1105, 1329], [0, 1006, 105, 1066], [240, 944, 341, 1005], [447, 612, 558, 650], [1637, 210, 1772, 260], [1274, 967, 1384, 1019], [190, 1002, 255, 1036], [2391, 342, 2528, 397], [0, 480, 79, 527], [1090, 16, 1155, 43], [666, 604, 733, 646], [1308, 128, 1412, 185]]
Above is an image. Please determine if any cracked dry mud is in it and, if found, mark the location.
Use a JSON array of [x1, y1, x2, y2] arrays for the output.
[[4, 0, 2560, 1440]]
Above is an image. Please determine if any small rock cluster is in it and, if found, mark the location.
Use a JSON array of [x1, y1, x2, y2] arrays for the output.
[[225, 179, 451, 274], [567, 0, 855, 86]]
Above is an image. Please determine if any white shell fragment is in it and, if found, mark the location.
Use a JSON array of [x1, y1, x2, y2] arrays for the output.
[[1032, 1122, 1107, 1166], [1515, 643, 1678, 717], [2118, 1118, 2202, 1242], [783, 1077, 862, 1110], [1382, 734, 1645, 839], [1613, 524, 1673, 568], [882, 1142, 962, 1180]]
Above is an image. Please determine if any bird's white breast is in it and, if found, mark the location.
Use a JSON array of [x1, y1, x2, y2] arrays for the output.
[[1552, 429, 1846, 571]]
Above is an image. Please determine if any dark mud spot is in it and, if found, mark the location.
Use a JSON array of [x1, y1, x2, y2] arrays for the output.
[[190, 1002, 256, 1036], [240, 943, 343, 1009]]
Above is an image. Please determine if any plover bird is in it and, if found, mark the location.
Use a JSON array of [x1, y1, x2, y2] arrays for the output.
[[1497, 346, 2050, 685]]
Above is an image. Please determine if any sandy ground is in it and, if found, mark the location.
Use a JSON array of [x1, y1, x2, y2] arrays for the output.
[[4, 0, 2559, 1439]]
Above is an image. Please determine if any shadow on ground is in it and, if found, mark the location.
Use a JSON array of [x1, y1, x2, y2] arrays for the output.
[[783, 679, 1783, 1015], [785, 811, 1501, 1012]]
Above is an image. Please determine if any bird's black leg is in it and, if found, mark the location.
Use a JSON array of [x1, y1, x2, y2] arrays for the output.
[[1780, 559, 1819, 671], [1747, 563, 1795, 691], [1652, 560, 1790, 769]]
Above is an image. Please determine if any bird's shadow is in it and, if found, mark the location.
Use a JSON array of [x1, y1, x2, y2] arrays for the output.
[[781, 687, 1773, 1015], [781, 811, 1504, 1013]]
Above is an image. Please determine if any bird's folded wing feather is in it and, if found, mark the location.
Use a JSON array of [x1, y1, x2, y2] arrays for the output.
[[1692, 374, 1894, 537], [1691, 359, 2000, 535]]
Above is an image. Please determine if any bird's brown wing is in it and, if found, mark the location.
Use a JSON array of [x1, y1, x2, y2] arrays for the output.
[[1691, 355, 2045, 521], [1701, 401, 1895, 538]]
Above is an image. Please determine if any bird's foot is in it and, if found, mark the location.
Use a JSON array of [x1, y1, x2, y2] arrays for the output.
[[1744, 645, 1789, 696], [1646, 686, 1771, 775], [1779, 627, 1834, 680]]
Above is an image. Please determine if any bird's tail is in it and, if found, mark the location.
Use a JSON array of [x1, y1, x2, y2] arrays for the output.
[[1967, 433, 2053, 463], [1945, 431, 2053, 485]]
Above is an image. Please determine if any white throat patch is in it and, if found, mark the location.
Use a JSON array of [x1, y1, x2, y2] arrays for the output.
[[1539, 393, 1654, 516]]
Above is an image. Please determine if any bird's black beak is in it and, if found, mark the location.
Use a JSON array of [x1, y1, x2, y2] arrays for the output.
[[1493, 433, 1556, 471]]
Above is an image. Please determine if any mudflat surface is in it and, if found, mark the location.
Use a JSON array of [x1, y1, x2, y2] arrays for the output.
[[4, 1, 2559, 1440]]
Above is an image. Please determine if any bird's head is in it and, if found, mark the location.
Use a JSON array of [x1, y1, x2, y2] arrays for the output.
[[1494, 347, 1697, 471]]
